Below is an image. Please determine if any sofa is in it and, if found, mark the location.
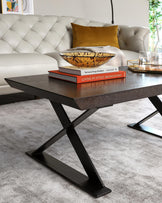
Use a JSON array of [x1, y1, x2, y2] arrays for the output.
[[0, 14, 150, 96]]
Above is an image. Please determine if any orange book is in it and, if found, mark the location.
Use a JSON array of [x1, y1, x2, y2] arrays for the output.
[[48, 70, 126, 84]]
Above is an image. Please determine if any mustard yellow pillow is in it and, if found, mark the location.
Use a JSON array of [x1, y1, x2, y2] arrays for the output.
[[71, 23, 119, 48]]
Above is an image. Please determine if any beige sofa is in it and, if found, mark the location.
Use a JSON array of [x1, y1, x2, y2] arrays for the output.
[[0, 14, 149, 96]]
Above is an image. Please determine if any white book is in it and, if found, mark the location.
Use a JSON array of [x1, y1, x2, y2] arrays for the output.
[[59, 65, 119, 76]]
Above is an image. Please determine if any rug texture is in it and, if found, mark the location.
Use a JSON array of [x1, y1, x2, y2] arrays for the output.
[[0, 98, 162, 203]]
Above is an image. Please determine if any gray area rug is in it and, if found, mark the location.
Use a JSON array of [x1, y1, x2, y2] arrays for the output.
[[0, 98, 162, 203]]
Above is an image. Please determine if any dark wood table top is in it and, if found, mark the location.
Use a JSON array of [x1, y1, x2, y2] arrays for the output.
[[6, 67, 162, 110]]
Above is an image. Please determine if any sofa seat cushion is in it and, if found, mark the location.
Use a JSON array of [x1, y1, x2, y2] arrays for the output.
[[0, 85, 22, 95], [0, 53, 57, 85], [122, 50, 139, 61]]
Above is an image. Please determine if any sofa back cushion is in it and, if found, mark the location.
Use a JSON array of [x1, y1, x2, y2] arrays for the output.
[[0, 14, 149, 54], [118, 25, 149, 53]]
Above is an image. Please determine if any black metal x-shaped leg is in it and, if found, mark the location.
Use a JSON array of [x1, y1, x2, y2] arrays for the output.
[[128, 96, 162, 138], [26, 101, 111, 198]]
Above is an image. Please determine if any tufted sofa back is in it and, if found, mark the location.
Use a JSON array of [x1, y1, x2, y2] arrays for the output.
[[0, 14, 149, 54]]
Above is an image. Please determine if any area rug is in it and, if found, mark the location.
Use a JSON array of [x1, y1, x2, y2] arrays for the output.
[[0, 98, 162, 203]]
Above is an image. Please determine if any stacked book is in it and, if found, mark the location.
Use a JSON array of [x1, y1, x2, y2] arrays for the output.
[[48, 65, 126, 83]]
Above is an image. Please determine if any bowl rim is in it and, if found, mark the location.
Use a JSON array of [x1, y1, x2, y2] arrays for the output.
[[60, 52, 115, 58]]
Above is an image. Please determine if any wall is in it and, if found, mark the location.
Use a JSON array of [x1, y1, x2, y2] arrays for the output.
[[34, 0, 85, 19], [34, 0, 149, 27], [114, 0, 149, 27]]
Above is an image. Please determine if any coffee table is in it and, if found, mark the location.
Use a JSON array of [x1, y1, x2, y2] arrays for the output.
[[5, 67, 162, 198]]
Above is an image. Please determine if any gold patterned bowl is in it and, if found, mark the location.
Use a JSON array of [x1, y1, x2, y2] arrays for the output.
[[60, 52, 115, 67]]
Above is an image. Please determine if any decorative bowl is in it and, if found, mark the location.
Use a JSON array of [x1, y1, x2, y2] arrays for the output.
[[60, 52, 115, 67]]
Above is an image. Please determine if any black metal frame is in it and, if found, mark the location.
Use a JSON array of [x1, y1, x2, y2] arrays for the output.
[[128, 96, 162, 138], [110, 0, 114, 24], [27, 101, 111, 198], [26, 96, 161, 198]]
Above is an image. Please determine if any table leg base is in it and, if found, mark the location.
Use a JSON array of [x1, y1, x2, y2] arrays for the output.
[[26, 150, 111, 198], [128, 123, 162, 139]]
